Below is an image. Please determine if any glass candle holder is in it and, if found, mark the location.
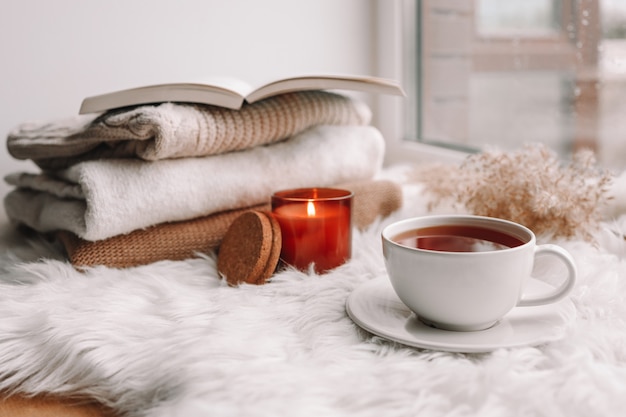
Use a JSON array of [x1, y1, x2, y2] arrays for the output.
[[271, 187, 353, 274]]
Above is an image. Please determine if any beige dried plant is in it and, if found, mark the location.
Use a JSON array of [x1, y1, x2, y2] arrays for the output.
[[414, 144, 613, 241]]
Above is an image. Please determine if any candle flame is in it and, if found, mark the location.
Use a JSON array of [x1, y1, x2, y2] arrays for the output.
[[307, 200, 316, 217]]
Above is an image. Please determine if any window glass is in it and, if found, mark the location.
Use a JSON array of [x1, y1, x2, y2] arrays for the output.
[[478, 0, 557, 36], [413, 0, 626, 170]]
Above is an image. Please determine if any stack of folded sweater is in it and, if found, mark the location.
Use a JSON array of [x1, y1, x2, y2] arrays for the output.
[[4, 91, 402, 269]]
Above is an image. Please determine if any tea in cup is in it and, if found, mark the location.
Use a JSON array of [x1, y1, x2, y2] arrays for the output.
[[381, 215, 577, 331]]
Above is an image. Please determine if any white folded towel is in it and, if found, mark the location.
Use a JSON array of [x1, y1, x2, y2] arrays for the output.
[[4, 125, 385, 241]]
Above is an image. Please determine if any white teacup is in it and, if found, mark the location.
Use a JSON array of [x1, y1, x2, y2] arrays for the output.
[[381, 215, 577, 332]]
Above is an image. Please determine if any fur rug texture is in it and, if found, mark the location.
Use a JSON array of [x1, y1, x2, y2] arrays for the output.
[[0, 166, 625, 417]]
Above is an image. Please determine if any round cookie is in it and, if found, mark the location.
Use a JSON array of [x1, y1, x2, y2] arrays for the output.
[[217, 210, 282, 286]]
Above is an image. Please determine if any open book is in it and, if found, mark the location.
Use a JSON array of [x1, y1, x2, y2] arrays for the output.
[[79, 74, 405, 114]]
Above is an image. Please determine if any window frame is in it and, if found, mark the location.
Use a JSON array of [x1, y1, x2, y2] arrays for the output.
[[375, 0, 601, 166], [374, 0, 469, 166]]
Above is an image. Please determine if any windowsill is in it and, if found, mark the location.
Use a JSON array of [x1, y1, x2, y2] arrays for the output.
[[384, 139, 468, 167]]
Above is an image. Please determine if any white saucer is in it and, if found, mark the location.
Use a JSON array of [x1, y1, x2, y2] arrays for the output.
[[346, 277, 576, 353]]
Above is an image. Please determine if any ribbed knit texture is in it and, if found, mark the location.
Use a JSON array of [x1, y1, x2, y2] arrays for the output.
[[8, 91, 371, 169]]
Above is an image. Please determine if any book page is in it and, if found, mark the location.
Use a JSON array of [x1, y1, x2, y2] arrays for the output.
[[246, 74, 405, 103]]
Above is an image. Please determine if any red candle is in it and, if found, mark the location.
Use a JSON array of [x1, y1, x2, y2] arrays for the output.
[[271, 188, 353, 273]]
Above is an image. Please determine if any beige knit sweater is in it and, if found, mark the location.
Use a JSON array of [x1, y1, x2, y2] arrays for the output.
[[7, 91, 371, 169]]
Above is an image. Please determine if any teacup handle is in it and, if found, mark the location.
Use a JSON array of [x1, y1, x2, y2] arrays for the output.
[[517, 244, 577, 307]]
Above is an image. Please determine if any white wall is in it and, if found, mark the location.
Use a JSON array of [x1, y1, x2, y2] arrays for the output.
[[0, 0, 377, 204]]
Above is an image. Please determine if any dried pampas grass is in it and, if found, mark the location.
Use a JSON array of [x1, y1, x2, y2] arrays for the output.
[[415, 144, 613, 241]]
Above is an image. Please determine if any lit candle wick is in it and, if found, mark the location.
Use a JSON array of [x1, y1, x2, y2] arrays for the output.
[[307, 200, 316, 217]]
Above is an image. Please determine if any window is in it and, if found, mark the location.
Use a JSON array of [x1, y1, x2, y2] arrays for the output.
[[378, 0, 626, 170]]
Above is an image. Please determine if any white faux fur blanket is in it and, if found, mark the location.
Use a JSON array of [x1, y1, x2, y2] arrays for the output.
[[4, 125, 384, 241], [0, 167, 625, 417]]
